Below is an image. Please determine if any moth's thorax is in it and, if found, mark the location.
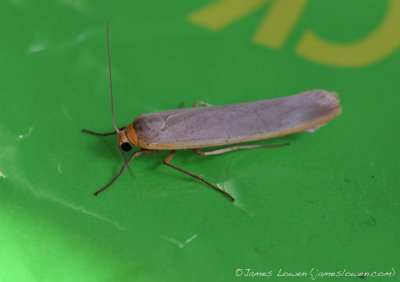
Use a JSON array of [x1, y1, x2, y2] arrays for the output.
[[126, 123, 148, 149]]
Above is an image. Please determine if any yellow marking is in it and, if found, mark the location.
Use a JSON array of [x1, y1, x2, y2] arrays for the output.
[[253, 0, 309, 48], [296, 0, 400, 67], [189, 0, 400, 67], [188, 0, 269, 31]]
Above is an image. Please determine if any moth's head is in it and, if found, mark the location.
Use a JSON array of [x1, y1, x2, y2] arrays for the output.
[[117, 129, 133, 152]]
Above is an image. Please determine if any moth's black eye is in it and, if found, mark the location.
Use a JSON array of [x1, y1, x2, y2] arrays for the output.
[[121, 142, 132, 152]]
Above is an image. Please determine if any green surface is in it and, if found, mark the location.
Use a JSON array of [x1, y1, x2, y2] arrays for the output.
[[1, 0, 399, 281]]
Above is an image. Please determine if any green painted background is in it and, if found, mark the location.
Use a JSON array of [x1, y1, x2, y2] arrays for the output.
[[1, 0, 399, 281]]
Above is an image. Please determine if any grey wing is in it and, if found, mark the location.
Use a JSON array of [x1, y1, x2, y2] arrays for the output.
[[133, 90, 342, 149]]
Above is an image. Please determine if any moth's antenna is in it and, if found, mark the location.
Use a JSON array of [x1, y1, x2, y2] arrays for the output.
[[107, 22, 118, 132]]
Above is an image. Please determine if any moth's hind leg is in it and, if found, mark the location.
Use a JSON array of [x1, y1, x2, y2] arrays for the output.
[[178, 101, 213, 109], [81, 127, 126, 136], [193, 143, 289, 156], [163, 150, 235, 201], [193, 101, 212, 108]]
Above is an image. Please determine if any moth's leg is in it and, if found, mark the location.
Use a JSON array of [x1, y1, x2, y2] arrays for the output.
[[179, 101, 212, 109], [82, 126, 134, 176], [118, 146, 135, 178], [193, 143, 289, 156], [193, 101, 212, 108], [81, 127, 126, 136], [94, 149, 157, 195], [163, 150, 235, 201]]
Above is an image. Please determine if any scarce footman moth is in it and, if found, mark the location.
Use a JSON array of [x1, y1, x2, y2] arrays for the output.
[[82, 23, 342, 201]]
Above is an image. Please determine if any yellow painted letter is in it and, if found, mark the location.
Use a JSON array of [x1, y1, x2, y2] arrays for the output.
[[296, 0, 400, 67]]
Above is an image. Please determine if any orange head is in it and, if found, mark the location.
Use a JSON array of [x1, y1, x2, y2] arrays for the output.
[[116, 123, 141, 151], [117, 129, 132, 152]]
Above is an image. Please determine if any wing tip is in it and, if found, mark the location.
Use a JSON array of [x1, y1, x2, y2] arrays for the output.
[[310, 89, 342, 113]]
